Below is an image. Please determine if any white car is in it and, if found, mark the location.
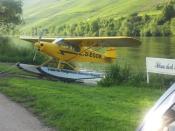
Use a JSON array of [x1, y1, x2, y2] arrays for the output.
[[137, 83, 175, 131]]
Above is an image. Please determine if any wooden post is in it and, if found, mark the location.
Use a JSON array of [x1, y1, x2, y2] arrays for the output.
[[147, 72, 149, 84]]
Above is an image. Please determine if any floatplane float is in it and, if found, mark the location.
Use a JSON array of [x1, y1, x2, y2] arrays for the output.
[[18, 36, 141, 82]]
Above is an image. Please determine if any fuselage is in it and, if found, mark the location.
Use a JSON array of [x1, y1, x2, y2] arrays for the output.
[[35, 41, 115, 63]]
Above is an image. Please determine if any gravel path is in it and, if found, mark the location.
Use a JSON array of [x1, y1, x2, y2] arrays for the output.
[[0, 93, 55, 131]]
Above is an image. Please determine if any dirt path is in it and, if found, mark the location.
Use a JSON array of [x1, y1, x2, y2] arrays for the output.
[[0, 93, 55, 131]]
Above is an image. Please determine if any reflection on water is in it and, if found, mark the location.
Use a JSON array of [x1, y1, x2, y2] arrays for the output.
[[117, 37, 175, 72]]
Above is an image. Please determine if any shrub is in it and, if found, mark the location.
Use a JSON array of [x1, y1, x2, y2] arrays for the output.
[[99, 63, 175, 89], [99, 64, 131, 86]]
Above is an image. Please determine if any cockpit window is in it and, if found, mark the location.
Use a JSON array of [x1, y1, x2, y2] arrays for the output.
[[53, 38, 64, 44]]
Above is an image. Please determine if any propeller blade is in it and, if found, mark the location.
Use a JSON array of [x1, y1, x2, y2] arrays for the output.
[[33, 29, 46, 61], [39, 29, 44, 42], [33, 49, 37, 62]]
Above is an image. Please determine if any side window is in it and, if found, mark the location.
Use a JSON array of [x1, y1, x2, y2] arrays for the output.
[[163, 104, 175, 131]]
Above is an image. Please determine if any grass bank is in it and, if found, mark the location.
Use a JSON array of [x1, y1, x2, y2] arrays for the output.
[[0, 76, 163, 131]]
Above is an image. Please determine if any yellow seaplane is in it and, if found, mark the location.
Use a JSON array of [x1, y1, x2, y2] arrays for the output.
[[18, 36, 141, 82]]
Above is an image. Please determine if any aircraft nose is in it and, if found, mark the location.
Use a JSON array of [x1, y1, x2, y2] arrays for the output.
[[35, 42, 44, 51]]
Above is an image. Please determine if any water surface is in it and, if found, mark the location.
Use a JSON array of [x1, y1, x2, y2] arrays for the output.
[[117, 37, 175, 72]]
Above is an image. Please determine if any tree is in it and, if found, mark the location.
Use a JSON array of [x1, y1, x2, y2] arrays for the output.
[[158, 2, 175, 25], [0, 0, 22, 33], [163, 3, 175, 21]]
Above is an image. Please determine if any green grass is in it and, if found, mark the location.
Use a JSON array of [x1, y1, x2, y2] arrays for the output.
[[0, 62, 35, 76], [0, 76, 163, 131], [0, 63, 19, 73], [21, 0, 167, 32]]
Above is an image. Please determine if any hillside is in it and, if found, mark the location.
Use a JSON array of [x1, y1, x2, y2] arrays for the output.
[[21, 0, 167, 34]]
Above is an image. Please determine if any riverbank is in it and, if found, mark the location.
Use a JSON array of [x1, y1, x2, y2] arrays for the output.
[[0, 75, 163, 131]]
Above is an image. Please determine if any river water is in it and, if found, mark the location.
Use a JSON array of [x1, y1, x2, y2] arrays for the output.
[[116, 37, 175, 72], [79, 37, 175, 72]]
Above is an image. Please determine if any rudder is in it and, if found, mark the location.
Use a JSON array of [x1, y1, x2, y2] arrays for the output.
[[104, 48, 116, 59]]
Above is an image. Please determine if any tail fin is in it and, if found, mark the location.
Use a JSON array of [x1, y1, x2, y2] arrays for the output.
[[104, 48, 116, 59]]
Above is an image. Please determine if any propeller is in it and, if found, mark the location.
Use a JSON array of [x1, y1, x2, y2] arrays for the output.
[[32, 29, 47, 62], [32, 30, 42, 62], [38, 31, 43, 43], [33, 48, 37, 62]]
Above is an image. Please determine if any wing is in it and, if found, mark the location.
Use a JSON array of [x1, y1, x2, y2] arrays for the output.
[[20, 36, 55, 43], [20, 36, 141, 47], [63, 37, 141, 47]]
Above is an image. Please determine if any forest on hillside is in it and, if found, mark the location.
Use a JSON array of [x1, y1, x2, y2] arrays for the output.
[[30, 1, 175, 37], [1, 0, 175, 37]]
